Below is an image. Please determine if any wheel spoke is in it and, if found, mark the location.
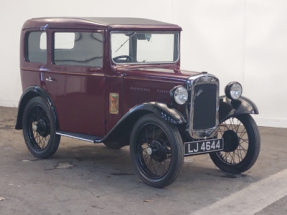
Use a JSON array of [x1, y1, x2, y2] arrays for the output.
[[143, 151, 149, 161], [155, 128, 163, 140], [238, 144, 247, 153], [145, 128, 149, 144], [154, 161, 162, 176], [239, 128, 247, 139], [151, 159, 157, 175], [236, 149, 243, 162]]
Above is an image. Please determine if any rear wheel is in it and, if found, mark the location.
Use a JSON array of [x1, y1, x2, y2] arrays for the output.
[[209, 114, 260, 174], [130, 114, 184, 188], [22, 97, 60, 158]]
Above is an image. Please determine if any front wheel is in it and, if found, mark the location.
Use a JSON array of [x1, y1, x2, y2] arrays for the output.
[[130, 114, 184, 188], [209, 114, 260, 174]]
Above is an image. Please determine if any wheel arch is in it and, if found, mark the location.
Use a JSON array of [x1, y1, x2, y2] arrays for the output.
[[99, 102, 187, 143], [15, 86, 58, 130], [219, 96, 259, 123]]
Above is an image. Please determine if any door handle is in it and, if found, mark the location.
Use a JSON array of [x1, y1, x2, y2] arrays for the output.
[[45, 77, 53, 82], [39, 67, 48, 72]]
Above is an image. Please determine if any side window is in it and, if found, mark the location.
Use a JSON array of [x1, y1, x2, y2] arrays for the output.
[[111, 33, 129, 59], [53, 32, 103, 68], [26, 32, 47, 63]]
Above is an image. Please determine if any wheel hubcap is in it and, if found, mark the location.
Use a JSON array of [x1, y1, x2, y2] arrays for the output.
[[223, 130, 239, 152], [147, 147, 152, 155], [150, 140, 168, 162], [35, 119, 49, 137], [32, 124, 37, 131]]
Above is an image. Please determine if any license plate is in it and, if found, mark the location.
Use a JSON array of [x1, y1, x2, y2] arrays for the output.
[[184, 138, 224, 156]]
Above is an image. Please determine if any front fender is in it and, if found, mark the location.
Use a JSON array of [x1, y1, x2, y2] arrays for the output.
[[97, 102, 186, 143], [219, 96, 259, 123], [135, 102, 187, 124], [15, 86, 58, 130]]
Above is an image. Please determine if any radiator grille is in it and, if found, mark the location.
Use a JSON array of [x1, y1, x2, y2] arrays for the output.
[[193, 84, 217, 129]]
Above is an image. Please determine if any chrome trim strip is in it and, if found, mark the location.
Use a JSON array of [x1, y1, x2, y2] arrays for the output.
[[56, 131, 95, 143], [186, 73, 219, 139], [21, 67, 105, 76]]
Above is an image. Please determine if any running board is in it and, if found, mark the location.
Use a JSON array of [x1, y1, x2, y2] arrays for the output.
[[56, 131, 103, 143]]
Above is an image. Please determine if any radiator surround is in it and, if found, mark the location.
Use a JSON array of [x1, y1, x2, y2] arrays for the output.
[[186, 74, 219, 139]]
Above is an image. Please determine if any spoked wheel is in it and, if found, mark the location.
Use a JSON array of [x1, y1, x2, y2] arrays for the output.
[[130, 114, 184, 188], [138, 124, 172, 178], [22, 97, 60, 158], [210, 114, 260, 174]]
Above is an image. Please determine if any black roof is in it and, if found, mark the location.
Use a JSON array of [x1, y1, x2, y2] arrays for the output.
[[80, 17, 176, 26], [23, 17, 182, 30]]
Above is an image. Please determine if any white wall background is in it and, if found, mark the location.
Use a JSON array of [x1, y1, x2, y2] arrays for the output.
[[0, 0, 286, 128]]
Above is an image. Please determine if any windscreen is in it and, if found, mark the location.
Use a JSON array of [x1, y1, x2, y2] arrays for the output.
[[111, 31, 179, 64]]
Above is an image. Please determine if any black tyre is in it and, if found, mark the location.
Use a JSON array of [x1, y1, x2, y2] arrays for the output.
[[130, 114, 184, 188], [209, 114, 260, 174], [22, 97, 60, 158]]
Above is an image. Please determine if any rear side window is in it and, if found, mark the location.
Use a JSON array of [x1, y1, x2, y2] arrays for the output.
[[26, 32, 47, 63], [53, 32, 103, 68]]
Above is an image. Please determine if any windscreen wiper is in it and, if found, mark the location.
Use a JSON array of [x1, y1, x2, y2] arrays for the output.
[[115, 32, 135, 52]]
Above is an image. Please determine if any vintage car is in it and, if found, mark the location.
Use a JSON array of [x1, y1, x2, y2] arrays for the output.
[[16, 17, 260, 188]]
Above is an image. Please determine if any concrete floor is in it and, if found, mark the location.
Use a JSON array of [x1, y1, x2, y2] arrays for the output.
[[0, 106, 286, 215]]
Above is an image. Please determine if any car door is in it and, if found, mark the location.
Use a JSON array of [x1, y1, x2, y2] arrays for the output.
[[43, 29, 106, 137]]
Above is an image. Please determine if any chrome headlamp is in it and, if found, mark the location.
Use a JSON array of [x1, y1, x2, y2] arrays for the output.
[[170, 86, 188, 105], [225, 82, 242, 100]]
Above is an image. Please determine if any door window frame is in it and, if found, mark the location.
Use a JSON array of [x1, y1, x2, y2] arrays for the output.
[[22, 29, 48, 70], [47, 29, 105, 74]]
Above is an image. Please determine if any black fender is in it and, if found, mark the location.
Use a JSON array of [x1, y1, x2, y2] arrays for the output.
[[219, 96, 259, 123], [15, 86, 58, 130], [97, 102, 187, 143]]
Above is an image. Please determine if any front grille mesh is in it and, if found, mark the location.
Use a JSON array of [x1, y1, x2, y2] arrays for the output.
[[193, 84, 217, 129]]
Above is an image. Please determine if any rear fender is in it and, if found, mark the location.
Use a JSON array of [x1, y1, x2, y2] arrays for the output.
[[15, 86, 58, 130]]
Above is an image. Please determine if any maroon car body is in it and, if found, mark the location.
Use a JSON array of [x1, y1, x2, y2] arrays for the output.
[[18, 18, 186, 136], [16, 17, 260, 188]]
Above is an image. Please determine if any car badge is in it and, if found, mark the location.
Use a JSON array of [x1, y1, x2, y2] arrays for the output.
[[109, 93, 119, 114], [195, 89, 203, 98]]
